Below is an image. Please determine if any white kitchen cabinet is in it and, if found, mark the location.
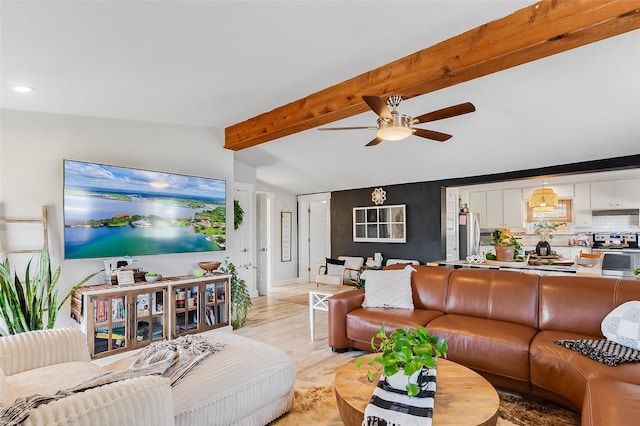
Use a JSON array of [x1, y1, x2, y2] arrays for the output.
[[469, 191, 487, 228], [485, 189, 523, 229], [502, 189, 524, 228], [573, 182, 592, 227], [486, 190, 503, 228], [590, 179, 640, 209]]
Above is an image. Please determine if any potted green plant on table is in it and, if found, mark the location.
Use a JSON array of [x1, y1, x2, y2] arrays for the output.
[[485, 228, 522, 261], [357, 323, 448, 397], [219, 259, 252, 329], [0, 245, 100, 336]]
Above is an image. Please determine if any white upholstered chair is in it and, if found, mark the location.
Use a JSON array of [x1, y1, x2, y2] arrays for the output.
[[315, 256, 364, 286]]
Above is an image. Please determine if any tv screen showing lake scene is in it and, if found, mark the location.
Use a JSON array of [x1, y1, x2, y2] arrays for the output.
[[63, 160, 226, 259]]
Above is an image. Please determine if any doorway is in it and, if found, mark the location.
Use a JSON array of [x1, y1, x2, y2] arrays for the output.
[[232, 183, 257, 297], [256, 192, 273, 295], [298, 193, 331, 283]]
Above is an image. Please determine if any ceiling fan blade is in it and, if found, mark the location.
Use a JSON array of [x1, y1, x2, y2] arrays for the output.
[[414, 102, 476, 124], [365, 137, 384, 147], [318, 126, 377, 131], [362, 95, 392, 121], [413, 128, 453, 142]]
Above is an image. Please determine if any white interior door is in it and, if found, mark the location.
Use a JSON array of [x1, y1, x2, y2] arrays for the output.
[[256, 192, 272, 295], [233, 183, 257, 297], [297, 193, 331, 283]]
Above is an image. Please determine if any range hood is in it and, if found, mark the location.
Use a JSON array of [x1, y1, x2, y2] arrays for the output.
[[591, 209, 640, 216]]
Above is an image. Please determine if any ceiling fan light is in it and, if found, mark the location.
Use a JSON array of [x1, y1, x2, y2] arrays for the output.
[[529, 187, 559, 210], [376, 115, 413, 141], [377, 126, 412, 141]]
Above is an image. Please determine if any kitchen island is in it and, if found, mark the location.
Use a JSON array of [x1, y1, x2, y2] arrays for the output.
[[429, 259, 603, 276]]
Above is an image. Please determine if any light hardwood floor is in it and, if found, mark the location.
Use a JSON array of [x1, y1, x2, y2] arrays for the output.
[[234, 283, 367, 390]]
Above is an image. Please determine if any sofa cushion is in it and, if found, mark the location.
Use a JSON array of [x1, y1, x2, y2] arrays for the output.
[[171, 331, 295, 425], [427, 314, 536, 384], [601, 300, 640, 350], [445, 269, 538, 328], [582, 379, 640, 426], [530, 330, 640, 410], [6, 360, 106, 405], [362, 266, 415, 309], [346, 308, 443, 350], [538, 275, 639, 336]]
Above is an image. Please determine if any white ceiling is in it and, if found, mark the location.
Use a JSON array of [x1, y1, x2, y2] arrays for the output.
[[2, 1, 639, 195]]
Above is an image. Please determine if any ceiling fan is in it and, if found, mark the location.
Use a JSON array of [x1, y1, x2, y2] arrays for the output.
[[318, 95, 475, 147]]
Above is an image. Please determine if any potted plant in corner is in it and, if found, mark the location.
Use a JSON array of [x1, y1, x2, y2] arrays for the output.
[[485, 228, 521, 261], [219, 258, 252, 329], [357, 323, 447, 397]]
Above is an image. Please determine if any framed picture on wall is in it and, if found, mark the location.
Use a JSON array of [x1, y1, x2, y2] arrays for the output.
[[281, 211, 292, 262]]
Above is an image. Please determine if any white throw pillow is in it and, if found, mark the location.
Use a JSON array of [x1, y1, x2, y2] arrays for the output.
[[601, 301, 640, 350], [326, 263, 345, 276], [0, 368, 7, 408], [362, 265, 415, 309]]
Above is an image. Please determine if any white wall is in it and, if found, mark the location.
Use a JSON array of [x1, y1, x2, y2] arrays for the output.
[[0, 109, 235, 329]]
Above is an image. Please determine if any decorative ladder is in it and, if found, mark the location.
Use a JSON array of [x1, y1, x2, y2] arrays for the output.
[[0, 205, 49, 257]]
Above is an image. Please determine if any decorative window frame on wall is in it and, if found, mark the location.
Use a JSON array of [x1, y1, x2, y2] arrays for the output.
[[353, 204, 406, 243]]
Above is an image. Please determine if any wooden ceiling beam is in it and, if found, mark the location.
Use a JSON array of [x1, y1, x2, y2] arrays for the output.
[[225, 0, 640, 151]]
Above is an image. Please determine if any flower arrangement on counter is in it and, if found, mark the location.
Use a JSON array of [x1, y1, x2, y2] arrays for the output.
[[485, 229, 522, 252], [484, 228, 523, 261]]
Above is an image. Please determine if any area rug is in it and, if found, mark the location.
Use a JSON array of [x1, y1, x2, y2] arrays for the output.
[[270, 385, 580, 426]]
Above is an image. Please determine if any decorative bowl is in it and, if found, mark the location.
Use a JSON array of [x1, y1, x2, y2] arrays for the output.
[[198, 261, 221, 273], [145, 274, 162, 282]]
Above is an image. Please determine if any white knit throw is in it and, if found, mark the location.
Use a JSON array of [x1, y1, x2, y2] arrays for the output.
[[0, 335, 224, 426]]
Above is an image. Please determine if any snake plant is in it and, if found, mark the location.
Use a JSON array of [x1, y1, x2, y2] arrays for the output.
[[0, 245, 99, 336]]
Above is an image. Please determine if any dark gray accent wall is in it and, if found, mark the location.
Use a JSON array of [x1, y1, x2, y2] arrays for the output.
[[330, 154, 640, 264], [331, 181, 445, 264]]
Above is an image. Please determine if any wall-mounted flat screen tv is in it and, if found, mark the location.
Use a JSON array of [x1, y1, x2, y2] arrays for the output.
[[63, 160, 226, 259]]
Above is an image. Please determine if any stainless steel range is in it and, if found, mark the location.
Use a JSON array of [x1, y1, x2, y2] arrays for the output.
[[592, 232, 639, 249], [592, 233, 640, 277]]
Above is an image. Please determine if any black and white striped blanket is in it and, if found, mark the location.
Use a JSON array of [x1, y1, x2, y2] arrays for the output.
[[555, 338, 640, 366], [363, 368, 437, 426]]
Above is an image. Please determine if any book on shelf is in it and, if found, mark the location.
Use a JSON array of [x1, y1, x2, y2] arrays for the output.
[[205, 307, 215, 326]]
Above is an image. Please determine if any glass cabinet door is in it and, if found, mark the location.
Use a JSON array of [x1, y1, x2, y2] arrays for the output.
[[173, 285, 200, 336], [132, 287, 166, 348], [202, 279, 229, 330], [90, 292, 128, 357]]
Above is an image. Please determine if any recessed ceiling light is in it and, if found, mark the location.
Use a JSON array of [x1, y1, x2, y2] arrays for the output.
[[12, 86, 35, 93]]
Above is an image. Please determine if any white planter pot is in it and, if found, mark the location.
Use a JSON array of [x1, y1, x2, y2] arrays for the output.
[[385, 369, 421, 391]]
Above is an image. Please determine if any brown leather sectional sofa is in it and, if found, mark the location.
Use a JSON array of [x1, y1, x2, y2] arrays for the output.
[[328, 265, 640, 425]]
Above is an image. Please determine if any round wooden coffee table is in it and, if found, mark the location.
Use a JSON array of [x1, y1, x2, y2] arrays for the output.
[[335, 354, 499, 426]]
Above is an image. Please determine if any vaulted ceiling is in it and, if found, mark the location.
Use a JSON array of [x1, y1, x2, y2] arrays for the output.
[[2, 1, 639, 195]]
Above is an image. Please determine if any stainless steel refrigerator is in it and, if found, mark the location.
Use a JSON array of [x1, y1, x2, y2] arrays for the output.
[[458, 212, 480, 260]]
